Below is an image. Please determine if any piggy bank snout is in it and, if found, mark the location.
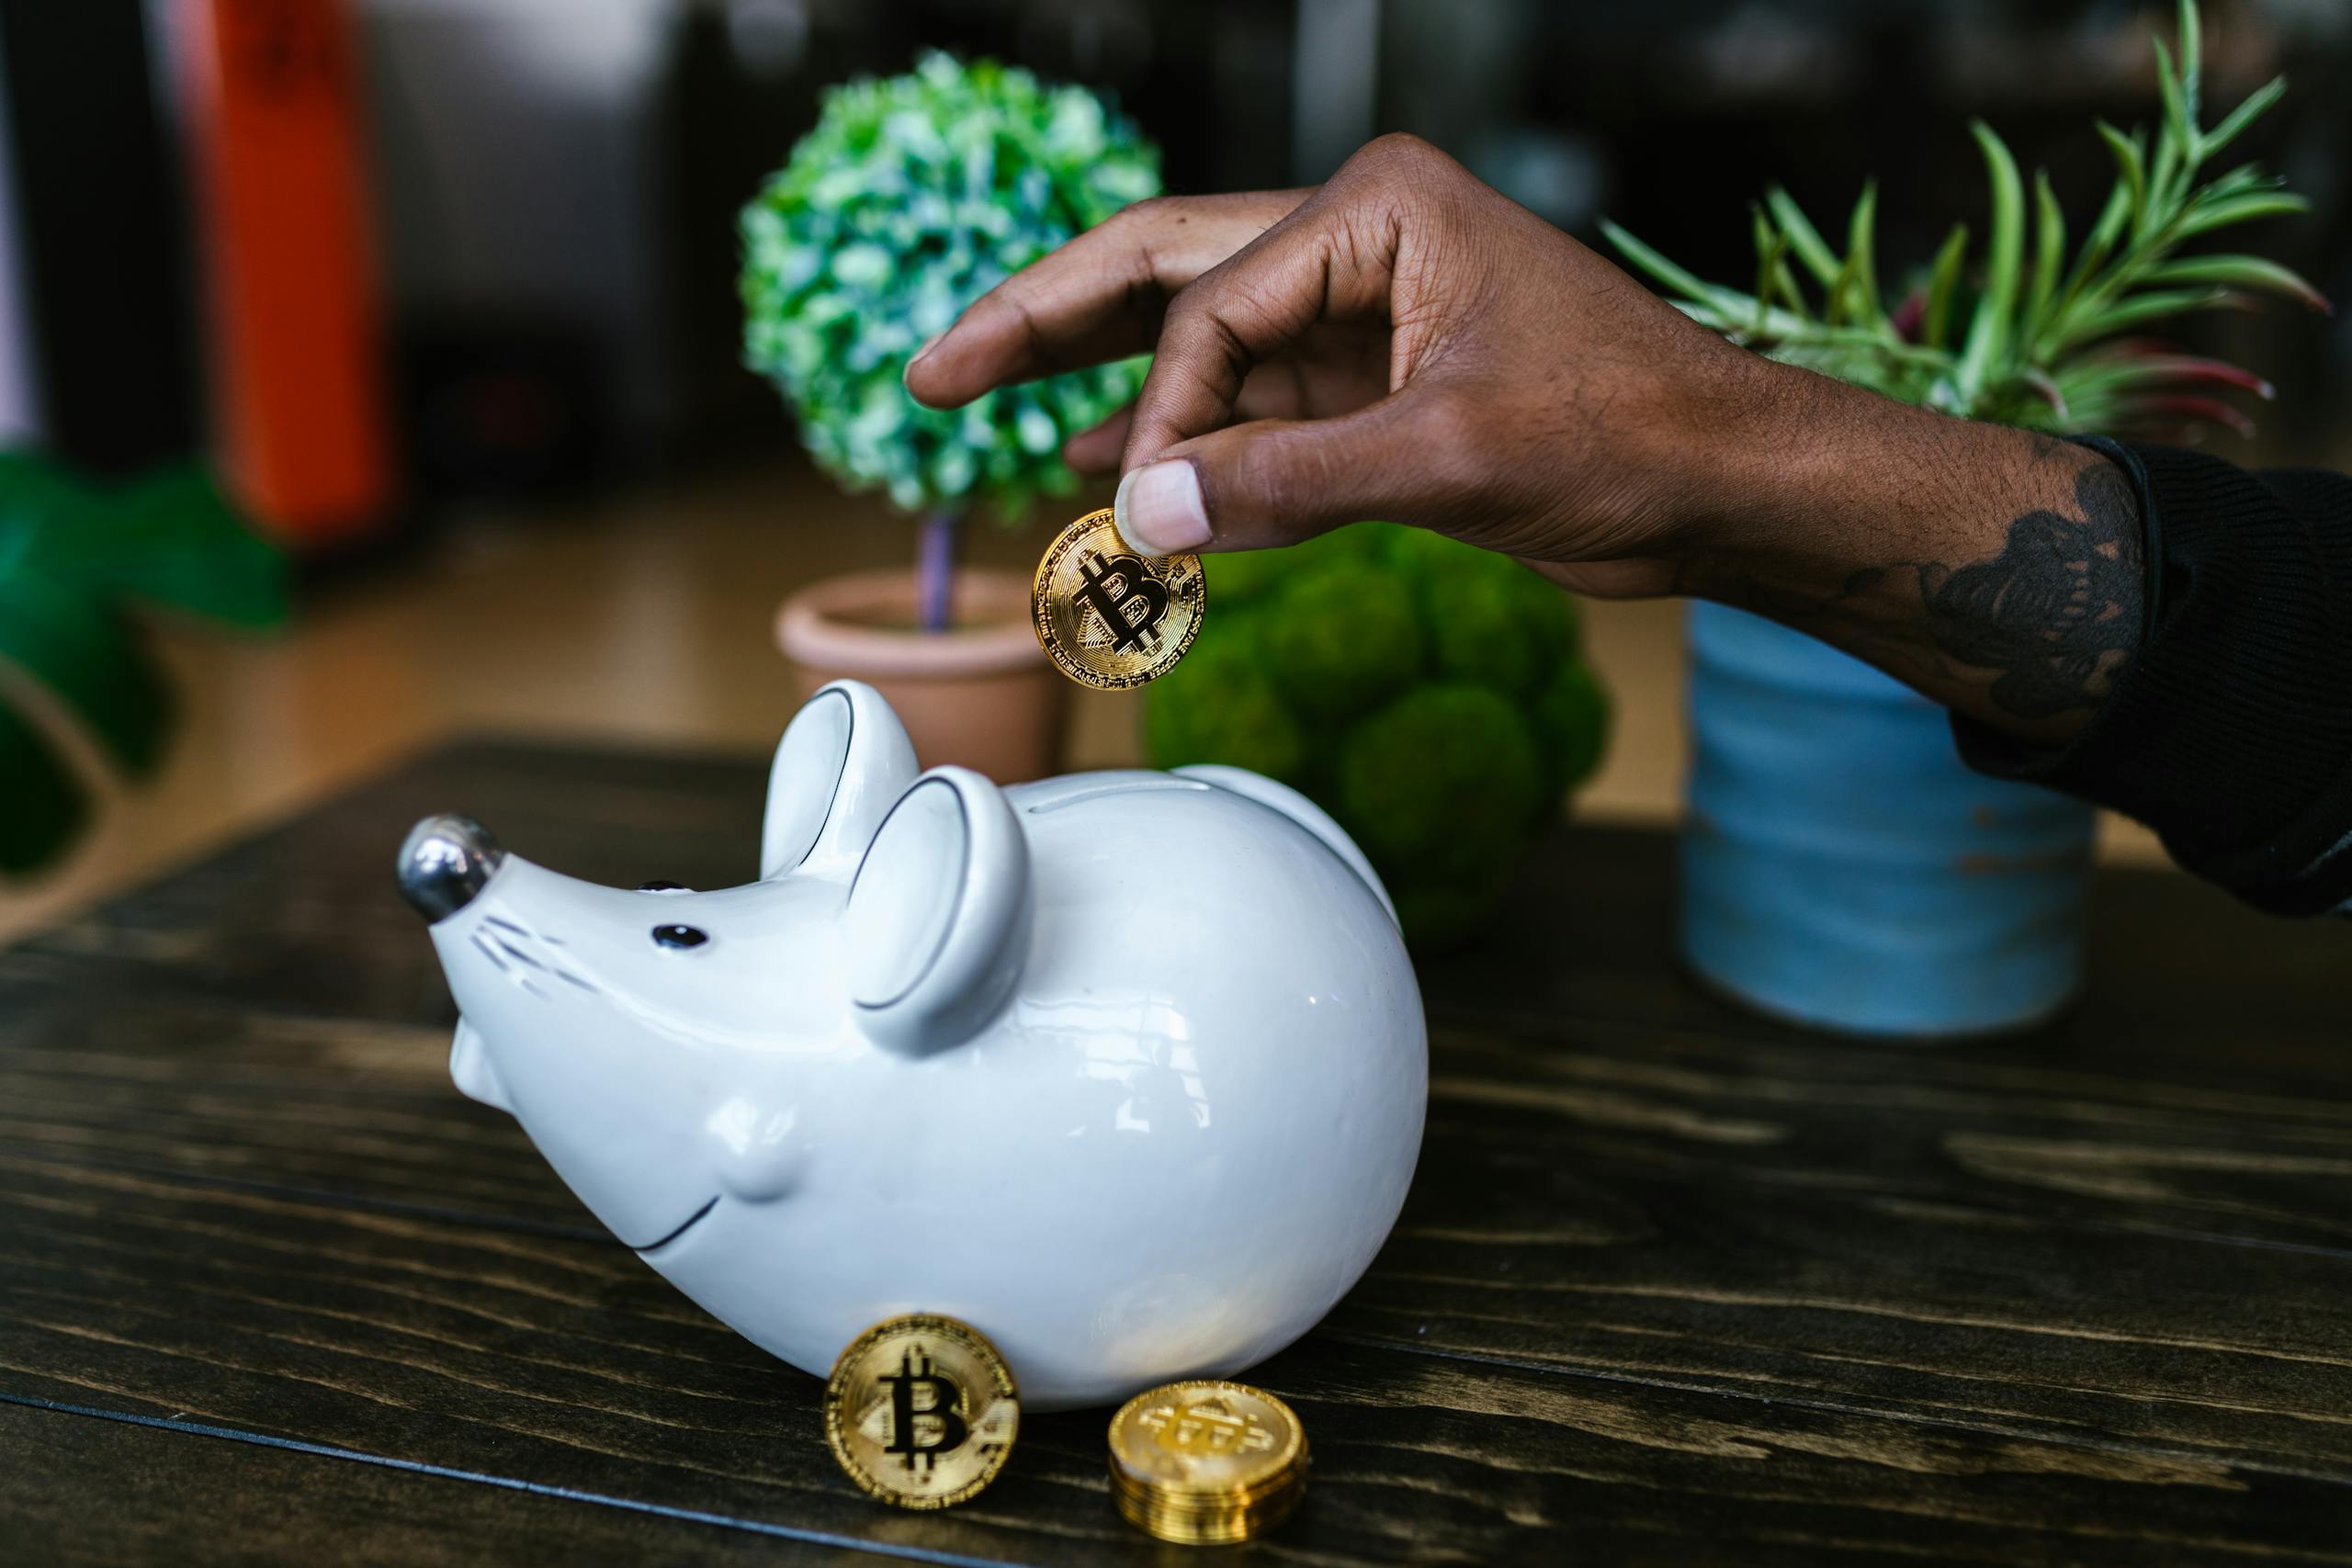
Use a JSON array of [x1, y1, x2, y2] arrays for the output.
[[398, 814, 507, 921]]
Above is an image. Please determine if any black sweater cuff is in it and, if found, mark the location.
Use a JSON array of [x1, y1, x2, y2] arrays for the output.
[[1951, 441, 2352, 915]]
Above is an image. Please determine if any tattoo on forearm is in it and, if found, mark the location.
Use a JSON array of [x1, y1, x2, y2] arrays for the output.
[[1692, 449, 2145, 734], [1908, 461, 2143, 718]]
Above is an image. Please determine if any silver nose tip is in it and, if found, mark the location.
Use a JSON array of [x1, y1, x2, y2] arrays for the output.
[[398, 814, 507, 921]]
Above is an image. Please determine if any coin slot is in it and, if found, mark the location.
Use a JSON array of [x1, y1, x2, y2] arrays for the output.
[[1023, 777, 1210, 815]]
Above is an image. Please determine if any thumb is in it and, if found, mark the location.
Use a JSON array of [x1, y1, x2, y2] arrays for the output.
[[1113, 394, 1470, 556]]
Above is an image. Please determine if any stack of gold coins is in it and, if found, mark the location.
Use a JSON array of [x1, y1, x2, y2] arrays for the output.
[[1107, 1381, 1308, 1544]]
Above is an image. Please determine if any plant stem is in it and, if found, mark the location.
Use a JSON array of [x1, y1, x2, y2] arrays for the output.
[[916, 509, 959, 633]]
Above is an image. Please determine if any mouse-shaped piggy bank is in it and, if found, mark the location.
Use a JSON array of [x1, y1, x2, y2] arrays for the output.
[[398, 679, 1425, 1410]]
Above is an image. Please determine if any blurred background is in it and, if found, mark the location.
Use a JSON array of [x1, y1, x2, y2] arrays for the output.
[[2, 0, 2346, 939]]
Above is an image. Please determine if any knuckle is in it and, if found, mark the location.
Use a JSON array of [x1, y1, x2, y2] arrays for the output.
[[1415, 389, 1486, 459], [1351, 132, 1444, 177], [1160, 282, 1218, 337], [1113, 193, 1173, 227]]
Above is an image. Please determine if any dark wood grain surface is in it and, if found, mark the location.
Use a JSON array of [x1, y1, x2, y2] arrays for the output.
[[4, 739, 2347, 1566]]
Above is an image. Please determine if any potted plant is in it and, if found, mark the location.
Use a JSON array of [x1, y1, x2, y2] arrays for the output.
[[0, 457, 284, 874], [739, 53, 1159, 782], [1603, 0, 2321, 1036], [1144, 523, 1611, 946]]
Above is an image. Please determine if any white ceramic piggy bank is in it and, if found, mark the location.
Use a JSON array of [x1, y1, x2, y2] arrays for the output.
[[398, 680, 1426, 1410]]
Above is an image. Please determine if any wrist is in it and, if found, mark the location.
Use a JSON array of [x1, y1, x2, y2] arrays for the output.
[[1665, 356, 1984, 596], [1655, 362, 2146, 742]]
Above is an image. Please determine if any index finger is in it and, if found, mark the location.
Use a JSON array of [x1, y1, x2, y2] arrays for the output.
[[905, 189, 1307, 410], [1120, 189, 1399, 471]]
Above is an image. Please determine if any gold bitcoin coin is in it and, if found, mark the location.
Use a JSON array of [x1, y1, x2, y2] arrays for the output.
[[1033, 506, 1205, 689], [1107, 1380, 1308, 1544], [823, 1314, 1020, 1510]]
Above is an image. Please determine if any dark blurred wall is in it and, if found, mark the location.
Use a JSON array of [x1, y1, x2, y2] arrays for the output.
[[1378, 0, 2351, 464], [338, 0, 2351, 499], [0, 1, 199, 474]]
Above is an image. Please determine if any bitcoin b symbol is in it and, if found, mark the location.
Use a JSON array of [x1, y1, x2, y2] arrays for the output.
[[1033, 509, 1203, 689], [825, 1314, 1017, 1508], [1076, 550, 1170, 652], [878, 1346, 968, 1472]]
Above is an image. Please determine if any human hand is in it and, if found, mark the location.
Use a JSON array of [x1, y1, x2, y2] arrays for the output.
[[906, 134, 2143, 744], [904, 134, 1792, 599]]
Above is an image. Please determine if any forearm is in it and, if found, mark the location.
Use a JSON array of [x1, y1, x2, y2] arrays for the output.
[[1669, 365, 2143, 747]]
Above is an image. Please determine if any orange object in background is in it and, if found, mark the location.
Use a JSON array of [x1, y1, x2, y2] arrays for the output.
[[173, 0, 393, 545]]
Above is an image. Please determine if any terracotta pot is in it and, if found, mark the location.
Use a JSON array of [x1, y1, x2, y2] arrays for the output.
[[776, 568, 1068, 783]]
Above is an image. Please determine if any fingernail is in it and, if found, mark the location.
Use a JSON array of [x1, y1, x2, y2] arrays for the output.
[[901, 334, 943, 385], [1114, 460, 1209, 555]]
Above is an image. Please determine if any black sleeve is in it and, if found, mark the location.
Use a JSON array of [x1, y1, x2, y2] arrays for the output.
[[1951, 438, 2352, 916]]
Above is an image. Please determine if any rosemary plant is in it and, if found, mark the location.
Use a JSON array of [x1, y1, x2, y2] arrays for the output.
[[1602, 0, 2324, 439]]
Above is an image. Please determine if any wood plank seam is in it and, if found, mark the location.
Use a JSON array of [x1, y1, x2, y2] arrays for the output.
[[0, 1392, 1039, 1568]]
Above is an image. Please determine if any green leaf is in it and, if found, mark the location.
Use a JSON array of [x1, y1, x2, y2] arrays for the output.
[[2173, 191, 2312, 239], [2055, 351, 2273, 412], [1841, 180, 1883, 328], [2083, 177, 2136, 269], [2154, 36, 2191, 157], [2202, 75, 2285, 162], [1600, 218, 1724, 306], [2097, 121, 2146, 229], [0, 578, 172, 779], [0, 701, 85, 874], [2142, 253, 2329, 310], [2062, 286, 2241, 344], [2195, 163, 2278, 204], [1605, 220, 1814, 336], [1750, 205, 1808, 324], [1764, 186, 1841, 288], [2024, 170, 2065, 344], [1923, 222, 1970, 350], [2053, 181, 2135, 333], [2177, 0, 2203, 131], [1954, 120, 2023, 400], [20, 468, 287, 627]]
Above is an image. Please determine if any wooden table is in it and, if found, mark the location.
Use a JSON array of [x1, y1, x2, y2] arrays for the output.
[[5, 740, 2348, 1565]]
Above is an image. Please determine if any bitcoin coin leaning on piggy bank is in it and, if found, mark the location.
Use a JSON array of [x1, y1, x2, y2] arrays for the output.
[[397, 680, 1427, 1411]]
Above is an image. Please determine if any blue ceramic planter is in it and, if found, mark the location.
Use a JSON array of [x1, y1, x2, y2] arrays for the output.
[[1681, 603, 2097, 1039]]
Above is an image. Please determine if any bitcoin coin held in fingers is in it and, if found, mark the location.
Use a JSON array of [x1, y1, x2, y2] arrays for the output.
[[824, 1314, 1020, 1509], [1034, 507, 1204, 689]]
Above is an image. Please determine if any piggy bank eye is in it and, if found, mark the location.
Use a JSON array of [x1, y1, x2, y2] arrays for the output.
[[651, 924, 709, 951], [636, 881, 690, 893]]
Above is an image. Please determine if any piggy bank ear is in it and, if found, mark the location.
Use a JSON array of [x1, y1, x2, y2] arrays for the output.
[[844, 767, 1032, 1054], [763, 681, 919, 878]]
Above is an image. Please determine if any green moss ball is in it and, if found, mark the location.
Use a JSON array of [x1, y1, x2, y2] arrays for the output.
[[1535, 659, 1612, 793], [1336, 683, 1545, 887], [1144, 522, 1610, 946], [1143, 625, 1307, 786], [1263, 563, 1424, 722]]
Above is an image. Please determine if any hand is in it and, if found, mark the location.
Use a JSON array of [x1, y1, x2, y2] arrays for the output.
[[906, 134, 2144, 743], [905, 135, 1781, 599]]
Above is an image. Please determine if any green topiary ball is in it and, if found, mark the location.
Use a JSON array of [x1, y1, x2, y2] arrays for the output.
[[1337, 683, 1545, 886], [739, 53, 1160, 517], [1144, 524, 1611, 946], [1263, 563, 1424, 722], [1142, 623, 1308, 785]]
